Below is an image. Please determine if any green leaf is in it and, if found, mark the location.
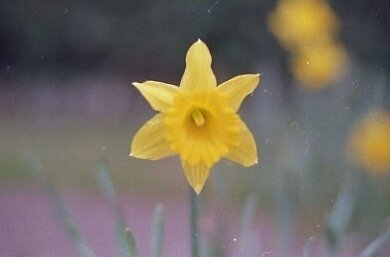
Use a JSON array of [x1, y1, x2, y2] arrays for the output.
[[237, 194, 261, 257], [326, 183, 355, 251], [358, 226, 390, 257], [96, 161, 138, 257], [29, 158, 96, 257], [151, 204, 164, 257], [125, 227, 139, 257], [302, 236, 315, 257], [97, 161, 116, 202]]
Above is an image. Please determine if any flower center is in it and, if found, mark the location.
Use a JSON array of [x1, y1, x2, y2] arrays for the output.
[[164, 91, 241, 167], [190, 108, 206, 127]]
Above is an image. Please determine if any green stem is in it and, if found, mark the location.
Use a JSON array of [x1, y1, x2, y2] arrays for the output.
[[189, 187, 199, 257]]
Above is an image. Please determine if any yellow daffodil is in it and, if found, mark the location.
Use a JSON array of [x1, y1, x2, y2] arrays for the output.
[[291, 43, 348, 89], [267, 0, 349, 91], [130, 40, 260, 194], [348, 109, 390, 174], [267, 0, 340, 51]]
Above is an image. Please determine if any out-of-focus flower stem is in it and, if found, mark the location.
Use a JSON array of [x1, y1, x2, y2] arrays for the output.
[[189, 188, 200, 257]]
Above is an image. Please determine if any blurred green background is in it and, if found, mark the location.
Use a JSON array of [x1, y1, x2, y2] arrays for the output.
[[0, 0, 389, 250]]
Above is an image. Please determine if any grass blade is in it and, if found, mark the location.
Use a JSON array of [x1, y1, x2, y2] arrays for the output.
[[29, 158, 96, 257], [237, 194, 261, 257], [358, 226, 390, 257], [124, 227, 139, 257], [97, 161, 138, 257], [326, 183, 355, 255], [302, 236, 315, 257], [151, 203, 164, 257]]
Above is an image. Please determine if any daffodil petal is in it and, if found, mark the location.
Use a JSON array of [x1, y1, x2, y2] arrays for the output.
[[180, 39, 217, 91], [217, 74, 260, 111], [130, 113, 175, 160], [182, 160, 211, 194], [133, 81, 179, 112], [224, 118, 258, 167]]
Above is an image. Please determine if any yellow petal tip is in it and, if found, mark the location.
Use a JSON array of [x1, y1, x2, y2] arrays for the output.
[[132, 82, 142, 90], [193, 185, 203, 195], [193, 38, 207, 48], [251, 157, 259, 166], [189, 180, 206, 195]]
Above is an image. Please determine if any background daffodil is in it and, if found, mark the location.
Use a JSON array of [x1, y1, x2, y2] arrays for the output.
[[130, 39, 260, 194], [291, 43, 348, 89], [347, 109, 390, 174], [267, 0, 349, 90], [267, 0, 340, 51]]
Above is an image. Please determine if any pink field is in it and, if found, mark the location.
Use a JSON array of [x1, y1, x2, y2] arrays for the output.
[[0, 186, 388, 257]]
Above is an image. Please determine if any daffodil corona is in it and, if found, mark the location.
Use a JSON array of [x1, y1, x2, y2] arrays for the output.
[[130, 40, 260, 194]]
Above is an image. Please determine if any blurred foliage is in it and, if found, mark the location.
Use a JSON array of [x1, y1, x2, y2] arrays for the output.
[[0, 0, 388, 82]]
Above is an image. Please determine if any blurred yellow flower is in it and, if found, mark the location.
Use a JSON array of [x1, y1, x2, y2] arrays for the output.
[[291, 43, 348, 89], [267, 0, 339, 50], [130, 40, 260, 194], [348, 109, 390, 174], [267, 0, 349, 90]]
